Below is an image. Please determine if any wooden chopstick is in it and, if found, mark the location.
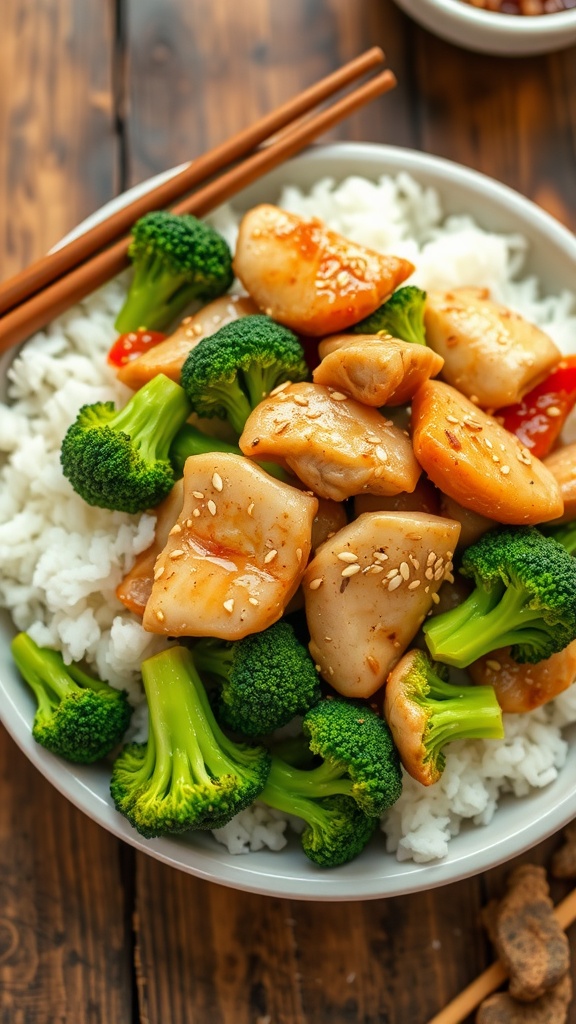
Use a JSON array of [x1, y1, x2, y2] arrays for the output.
[[425, 885, 576, 1024], [0, 47, 385, 319], [0, 67, 396, 355]]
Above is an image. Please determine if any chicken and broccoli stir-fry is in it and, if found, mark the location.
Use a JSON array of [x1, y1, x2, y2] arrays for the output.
[[13, 202, 576, 867]]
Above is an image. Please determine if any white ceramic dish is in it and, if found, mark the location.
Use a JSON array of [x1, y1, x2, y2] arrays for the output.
[[394, 0, 576, 56], [2, 142, 576, 901]]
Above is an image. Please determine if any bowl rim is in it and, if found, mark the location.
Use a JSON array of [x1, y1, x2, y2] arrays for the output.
[[3, 140, 576, 901], [408, 0, 576, 33]]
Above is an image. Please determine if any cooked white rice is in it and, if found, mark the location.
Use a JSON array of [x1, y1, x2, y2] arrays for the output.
[[2, 171, 576, 863]]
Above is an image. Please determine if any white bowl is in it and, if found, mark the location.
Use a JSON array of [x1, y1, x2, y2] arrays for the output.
[[2, 142, 576, 900], [394, 0, 576, 55]]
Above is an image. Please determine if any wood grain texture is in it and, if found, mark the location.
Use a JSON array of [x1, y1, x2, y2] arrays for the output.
[[0, 0, 119, 277], [0, 727, 133, 1024]]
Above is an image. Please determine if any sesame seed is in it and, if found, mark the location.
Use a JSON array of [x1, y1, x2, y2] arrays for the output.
[[373, 551, 388, 562], [170, 549, 184, 559], [446, 552, 453, 559], [293, 394, 309, 407], [264, 549, 278, 564], [315, 664, 322, 673], [434, 567, 444, 580], [444, 572, 455, 583], [186, 519, 193, 528], [247, 502, 254, 516], [500, 465, 511, 475], [425, 586, 430, 594], [366, 655, 379, 673], [223, 599, 235, 613], [386, 568, 399, 579], [366, 433, 381, 443], [484, 438, 493, 450], [309, 578, 323, 591], [486, 659, 501, 671], [399, 561, 410, 580], [248, 597, 260, 607], [192, 508, 201, 518], [492, 455, 500, 464], [373, 466, 384, 478], [446, 415, 459, 424], [427, 552, 436, 566], [408, 580, 421, 590], [409, 555, 420, 570], [500, 444, 506, 452], [269, 381, 292, 397], [547, 406, 562, 417], [341, 564, 361, 578], [375, 446, 388, 463], [331, 391, 348, 401], [434, 558, 444, 571], [328, 667, 335, 676], [193, 491, 204, 499], [156, 610, 165, 622], [207, 500, 217, 516], [154, 565, 165, 581], [425, 568, 434, 580], [274, 420, 290, 434], [337, 551, 358, 563], [388, 575, 402, 591], [431, 592, 440, 605], [368, 565, 384, 574], [296, 548, 303, 562], [212, 472, 223, 492], [169, 524, 182, 535]]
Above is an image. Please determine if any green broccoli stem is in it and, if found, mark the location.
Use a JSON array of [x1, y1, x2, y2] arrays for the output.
[[170, 425, 289, 483], [263, 756, 354, 802], [424, 583, 548, 668], [112, 374, 192, 462], [141, 647, 259, 786], [417, 678, 504, 757], [115, 253, 196, 333], [193, 641, 234, 682], [260, 760, 336, 827], [242, 365, 286, 409]]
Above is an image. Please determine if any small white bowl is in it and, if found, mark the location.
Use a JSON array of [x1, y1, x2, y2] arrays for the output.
[[394, 0, 576, 55]]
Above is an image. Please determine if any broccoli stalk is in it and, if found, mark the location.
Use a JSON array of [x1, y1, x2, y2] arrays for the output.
[[193, 622, 321, 737], [423, 526, 576, 667], [115, 211, 233, 333], [384, 650, 504, 786], [351, 286, 427, 345], [170, 423, 289, 482], [11, 632, 132, 764], [180, 315, 309, 435], [110, 646, 271, 838], [261, 757, 379, 867], [61, 372, 192, 513]]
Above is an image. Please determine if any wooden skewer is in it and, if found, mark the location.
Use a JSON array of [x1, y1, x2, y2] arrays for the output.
[[0, 68, 396, 355], [426, 885, 576, 1024], [0, 47, 385, 318]]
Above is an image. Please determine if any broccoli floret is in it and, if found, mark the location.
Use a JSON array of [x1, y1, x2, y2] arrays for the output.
[[351, 286, 427, 345], [194, 622, 322, 737], [301, 698, 402, 816], [261, 757, 378, 867], [11, 632, 132, 764], [115, 211, 233, 333], [544, 520, 576, 557], [384, 650, 504, 786], [423, 526, 576, 667], [110, 646, 271, 838], [180, 315, 309, 435], [61, 373, 192, 513], [170, 422, 288, 482]]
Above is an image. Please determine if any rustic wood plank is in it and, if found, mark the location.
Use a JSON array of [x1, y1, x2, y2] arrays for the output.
[[0, 0, 119, 277], [0, 726, 134, 1024]]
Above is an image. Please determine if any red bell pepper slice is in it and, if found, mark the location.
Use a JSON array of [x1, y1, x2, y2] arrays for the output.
[[498, 356, 576, 460], [107, 330, 166, 368]]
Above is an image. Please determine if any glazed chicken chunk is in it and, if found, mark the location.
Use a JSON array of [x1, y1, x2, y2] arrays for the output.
[[239, 382, 421, 502], [543, 442, 576, 524], [142, 453, 318, 640], [313, 333, 444, 406], [233, 204, 414, 336], [303, 511, 461, 698], [469, 641, 576, 713], [117, 294, 258, 390], [424, 287, 561, 409], [116, 480, 184, 615]]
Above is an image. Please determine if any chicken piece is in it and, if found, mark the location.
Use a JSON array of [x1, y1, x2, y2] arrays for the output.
[[239, 382, 421, 502], [543, 442, 576, 524], [117, 294, 258, 390], [439, 493, 494, 548], [551, 822, 576, 880], [233, 204, 414, 337], [481, 864, 570, 1003], [354, 476, 440, 519], [303, 511, 461, 698], [311, 498, 348, 552], [116, 481, 184, 615], [424, 287, 561, 409], [477, 976, 572, 1024], [412, 381, 564, 524], [313, 334, 444, 406], [142, 453, 317, 640], [469, 641, 576, 713]]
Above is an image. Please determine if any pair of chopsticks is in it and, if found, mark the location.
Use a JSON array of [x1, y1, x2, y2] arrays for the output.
[[426, 884, 576, 1024], [0, 48, 396, 355]]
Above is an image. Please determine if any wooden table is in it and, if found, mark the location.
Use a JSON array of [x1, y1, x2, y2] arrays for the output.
[[1, 2, 575, 1021]]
